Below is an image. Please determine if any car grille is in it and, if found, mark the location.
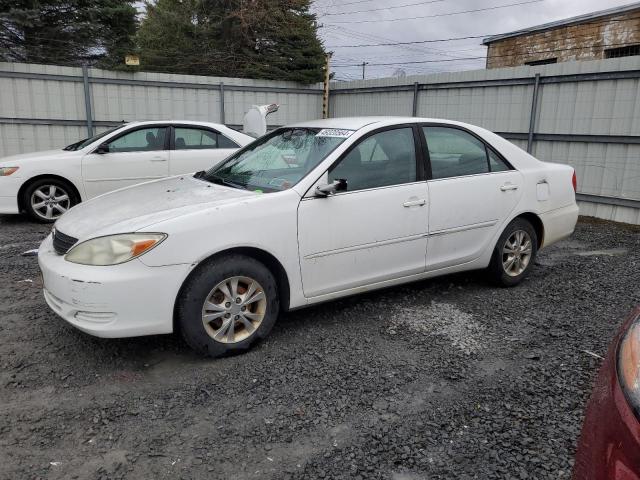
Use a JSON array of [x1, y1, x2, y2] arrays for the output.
[[52, 229, 78, 255]]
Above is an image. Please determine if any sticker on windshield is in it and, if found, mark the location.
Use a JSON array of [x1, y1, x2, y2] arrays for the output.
[[316, 129, 354, 138]]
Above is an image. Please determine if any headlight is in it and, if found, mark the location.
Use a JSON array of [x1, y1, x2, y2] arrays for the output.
[[0, 167, 19, 176], [617, 310, 640, 417], [65, 233, 167, 266]]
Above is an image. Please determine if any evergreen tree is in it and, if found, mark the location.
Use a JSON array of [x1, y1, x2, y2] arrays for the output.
[[0, 1, 138, 68], [137, 0, 325, 83]]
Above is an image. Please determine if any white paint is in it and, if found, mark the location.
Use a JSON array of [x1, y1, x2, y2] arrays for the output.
[[38, 117, 579, 340]]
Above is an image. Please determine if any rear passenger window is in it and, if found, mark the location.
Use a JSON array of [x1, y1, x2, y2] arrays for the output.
[[488, 149, 510, 172], [174, 127, 239, 150], [423, 127, 489, 179], [329, 128, 417, 191]]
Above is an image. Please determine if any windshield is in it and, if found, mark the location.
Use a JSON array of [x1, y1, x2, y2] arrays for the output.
[[203, 127, 353, 192], [63, 125, 124, 151]]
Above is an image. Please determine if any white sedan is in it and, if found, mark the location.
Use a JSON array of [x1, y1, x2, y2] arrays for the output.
[[0, 120, 253, 222], [38, 117, 579, 357]]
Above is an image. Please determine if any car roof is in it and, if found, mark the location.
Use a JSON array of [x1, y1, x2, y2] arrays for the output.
[[287, 116, 465, 131], [125, 120, 229, 129]]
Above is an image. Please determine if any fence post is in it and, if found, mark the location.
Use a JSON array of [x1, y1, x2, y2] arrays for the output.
[[81, 65, 94, 137], [219, 82, 226, 124], [412, 82, 419, 116], [527, 73, 541, 154]]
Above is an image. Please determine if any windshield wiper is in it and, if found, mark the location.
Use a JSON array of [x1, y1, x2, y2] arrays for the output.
[[195, 172, 245, 190]]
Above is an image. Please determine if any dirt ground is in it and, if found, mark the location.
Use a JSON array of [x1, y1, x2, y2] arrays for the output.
[[1, 215, 639, 480]]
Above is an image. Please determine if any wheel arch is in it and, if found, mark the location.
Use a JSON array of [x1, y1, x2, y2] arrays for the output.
[[17, 174, 83, 212], [513, 211, 544, 248], [172, 246, 292, 333]]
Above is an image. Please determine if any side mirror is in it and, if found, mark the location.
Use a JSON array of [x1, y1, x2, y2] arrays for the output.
[[95, 143, 109, 154], [315, 179, 347, 197]]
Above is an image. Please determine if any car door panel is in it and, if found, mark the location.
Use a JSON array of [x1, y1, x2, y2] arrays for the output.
[[421, 125, 523, 271], [427, 171, 522, 270], [298, 183, 429, 297], [297, 126, 429, 298], [81, 126, 169, 198]]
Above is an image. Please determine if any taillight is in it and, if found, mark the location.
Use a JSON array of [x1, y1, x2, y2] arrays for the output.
[[572, 171, 577, 192]]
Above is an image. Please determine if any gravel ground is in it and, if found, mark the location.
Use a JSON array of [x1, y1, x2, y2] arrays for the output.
[[1, 215, 639, 480]]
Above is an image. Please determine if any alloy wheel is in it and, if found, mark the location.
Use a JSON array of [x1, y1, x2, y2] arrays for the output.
[[201, 276, 267, 344], [30, 185, 71, 220], [502, 230, 533, 277]]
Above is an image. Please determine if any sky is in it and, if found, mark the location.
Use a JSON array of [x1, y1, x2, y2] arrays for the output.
[[310, 0, 638, 80]]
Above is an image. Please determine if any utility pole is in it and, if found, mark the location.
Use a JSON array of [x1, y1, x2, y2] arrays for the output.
[[361, 61, 368, 80], [323, 52, 332, 119]]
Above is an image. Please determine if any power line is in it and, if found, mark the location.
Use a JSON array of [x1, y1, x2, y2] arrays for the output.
[[313, 0, 395, 9], [325, 0, 543, 24], [326, 33, 488, 48], [330, 40, 640, 67], [323, 14, 640, 48], [319, 0, 448, 17], [325, 25, 474, 62]]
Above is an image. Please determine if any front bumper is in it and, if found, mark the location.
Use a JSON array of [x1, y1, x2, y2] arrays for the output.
[[38, 234, 192, 338], [573, 308, 640, 480]]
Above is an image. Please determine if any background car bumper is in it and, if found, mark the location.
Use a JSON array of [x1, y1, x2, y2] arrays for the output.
[[0, 176, 21, 213], [38, 234, 192, 338], [573, 308, 640, 480]]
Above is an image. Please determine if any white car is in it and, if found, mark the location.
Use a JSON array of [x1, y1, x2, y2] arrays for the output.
[[0, 120, 253, 222], [38, 117, 579, 357]]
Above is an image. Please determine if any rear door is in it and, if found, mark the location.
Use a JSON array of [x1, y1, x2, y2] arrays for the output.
[[81, 125, 169, 198], [169, 125, 240, 174], [421, 125, 523, 271]]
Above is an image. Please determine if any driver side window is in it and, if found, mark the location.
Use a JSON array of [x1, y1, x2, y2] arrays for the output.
[[105, 127, 167, 153], [328, 128, 417, 191]]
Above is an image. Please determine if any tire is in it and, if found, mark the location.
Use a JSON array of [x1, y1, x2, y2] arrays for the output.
[[488, 218, 538, 287], [176, 254, 280, 358], [22, 177, 78, 223]]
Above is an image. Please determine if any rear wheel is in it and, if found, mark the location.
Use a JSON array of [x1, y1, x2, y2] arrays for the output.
[[176, 254, 279, 357], [488, 218, 538, 287], [22, 178, 77, 223]]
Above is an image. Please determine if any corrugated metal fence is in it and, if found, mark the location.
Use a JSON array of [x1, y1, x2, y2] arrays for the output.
[[0, 62, 322, 156], [1, 58, 640, 224], [331, 57, 640, 225]]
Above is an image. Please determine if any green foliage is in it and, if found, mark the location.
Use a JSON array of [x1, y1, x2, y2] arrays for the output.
[[0, 1, 138, 68], [137, 0, 326, 84]]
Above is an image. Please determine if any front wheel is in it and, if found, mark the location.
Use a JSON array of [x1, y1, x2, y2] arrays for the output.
[[176, 254, 280, 358], [488, 218, 538, 287]]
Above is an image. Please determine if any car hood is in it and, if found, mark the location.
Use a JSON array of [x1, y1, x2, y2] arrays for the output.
[[54, 175, 259, 240], [0, 149, 73, 166]]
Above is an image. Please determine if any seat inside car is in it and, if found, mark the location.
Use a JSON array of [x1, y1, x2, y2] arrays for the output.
[[175, 137, 187, 149]]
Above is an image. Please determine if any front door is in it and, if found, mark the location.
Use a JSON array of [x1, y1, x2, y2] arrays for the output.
[[298, 126, 429, 298], [81, 126, 169, 198], [421, 125, 523, 271]]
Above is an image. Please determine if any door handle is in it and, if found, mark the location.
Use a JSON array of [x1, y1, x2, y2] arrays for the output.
[[403, 199, 426, 207], [500, 184, 519, 191], [150, 157, 167, 162]]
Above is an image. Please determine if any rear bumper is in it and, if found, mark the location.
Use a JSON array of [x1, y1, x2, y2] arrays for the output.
[[539, 203, 579, 247], [38, 234, 192, 338], [0, 176, 21, 213], [573, 309, 640, 480]]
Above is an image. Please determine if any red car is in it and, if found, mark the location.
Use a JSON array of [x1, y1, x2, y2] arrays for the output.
[[574, 307, 640, 479]]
